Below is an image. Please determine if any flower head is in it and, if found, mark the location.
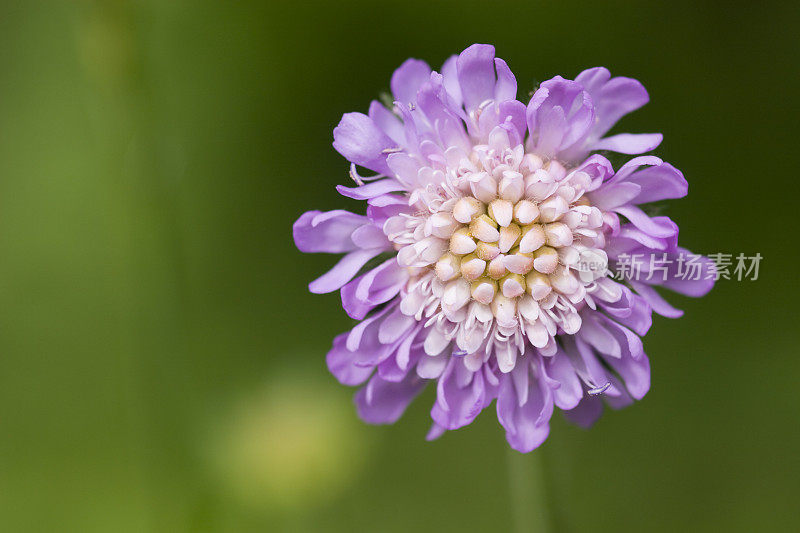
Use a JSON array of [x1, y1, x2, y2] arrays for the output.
[[293, 44, 714, 452]]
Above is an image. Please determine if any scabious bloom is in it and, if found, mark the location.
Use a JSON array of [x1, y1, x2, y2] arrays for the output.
[[293, 44, 714, 452]]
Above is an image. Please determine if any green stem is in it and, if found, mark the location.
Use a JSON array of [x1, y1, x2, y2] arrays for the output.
[[507, 447, 551, 533]]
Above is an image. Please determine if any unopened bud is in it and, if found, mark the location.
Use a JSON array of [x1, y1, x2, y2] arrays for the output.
[[435, 253, 460, 281], [532, 246, 559, 274], [498, 171, 524, 203], [450, 227, 477, 255], [519, 153, 543, 175], [428, 211, 459, 238], [497, 223, 521, 253], [513, 200, 539, 225], [549, 266, 579, 294], [525, 271, 552, 300], [452, 196, 484, 224], [469, 214, 500, 243], [488, 199, 514, 227], [491, 294, 517, 328], [500, 273, 526, 298], [470, 278, 497, 305], [476, 241, 501, 261], [504, 248, 535, 275], [539, 195, 569, 222], [469, 172, 497, 204], [544, 222, 573, 247], [519, 224, 546, 253], [487, 256, 507, 279], [460, 253, 486, 281]]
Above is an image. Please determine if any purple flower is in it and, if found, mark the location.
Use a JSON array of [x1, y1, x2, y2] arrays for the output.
[[293, 44, 714, 452]]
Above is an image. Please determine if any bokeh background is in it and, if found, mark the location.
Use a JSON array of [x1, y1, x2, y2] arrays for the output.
[[1, 0, 798, 531]]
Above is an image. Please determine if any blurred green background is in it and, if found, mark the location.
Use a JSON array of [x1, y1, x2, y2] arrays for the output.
[[0, 0, 798, 531]]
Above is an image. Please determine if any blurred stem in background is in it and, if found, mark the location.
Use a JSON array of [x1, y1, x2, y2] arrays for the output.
[[75, 0, 195, 529], [507, 448, 552, 533]]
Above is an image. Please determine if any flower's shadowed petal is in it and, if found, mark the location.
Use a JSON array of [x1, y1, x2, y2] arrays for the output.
[[626, 161, 688, 203], [575, 67, 650, 138], [566, 337, 625, 399], [355, 373, 427, 424], [497, 361, 554, 453], [336, 178, 406, 200], [440, 55, 462, 106], [293, 210, 367, 254], [416, 73, 472, 153], [366, 194, 410, 225], [457, 44, 497, 111], [327, 333, 375, 386], [598, 286, 653, 336], [544, 347, 583, 410], [593, 132, 662, 154], [351, 223, 390, 249], [368, 100, 405, 146], [308, 248, 383, 294], [328, 305, 404, 386], [564, 395, 604, 428], [600, 157, 687, 205], [615, 208, 678, 239], [431, 357, 489, 430], [590, 182, 642, 211], [425, 421, 447, 441], [630, 280, 684, 318], [477, 100, 527, 144], [378, 326, 424, 382], [378, 307, 417, 345], [527, 76, 594, 159], [605, 225, 673, 256], [333, 112, 395, 174], [594, 317, 649, 399], [341, 258, 408, 320], [656, 248, 717, 297], [603, 375, 635, 409], [605, 349, 650, 401], [391, 58, 431, 105], [493, 58, 517, 102], [456, 44, 517, 112]]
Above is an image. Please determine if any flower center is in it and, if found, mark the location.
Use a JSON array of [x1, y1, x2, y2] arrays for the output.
[[389, 141, 610, 349], [435, 193, 581, 307]]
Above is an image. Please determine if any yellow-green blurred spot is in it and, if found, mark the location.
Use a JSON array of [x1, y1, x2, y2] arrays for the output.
[[204, 370, 369, 512]]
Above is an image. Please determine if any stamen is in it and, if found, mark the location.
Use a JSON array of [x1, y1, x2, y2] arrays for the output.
[[588, 382, 611, 395]]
